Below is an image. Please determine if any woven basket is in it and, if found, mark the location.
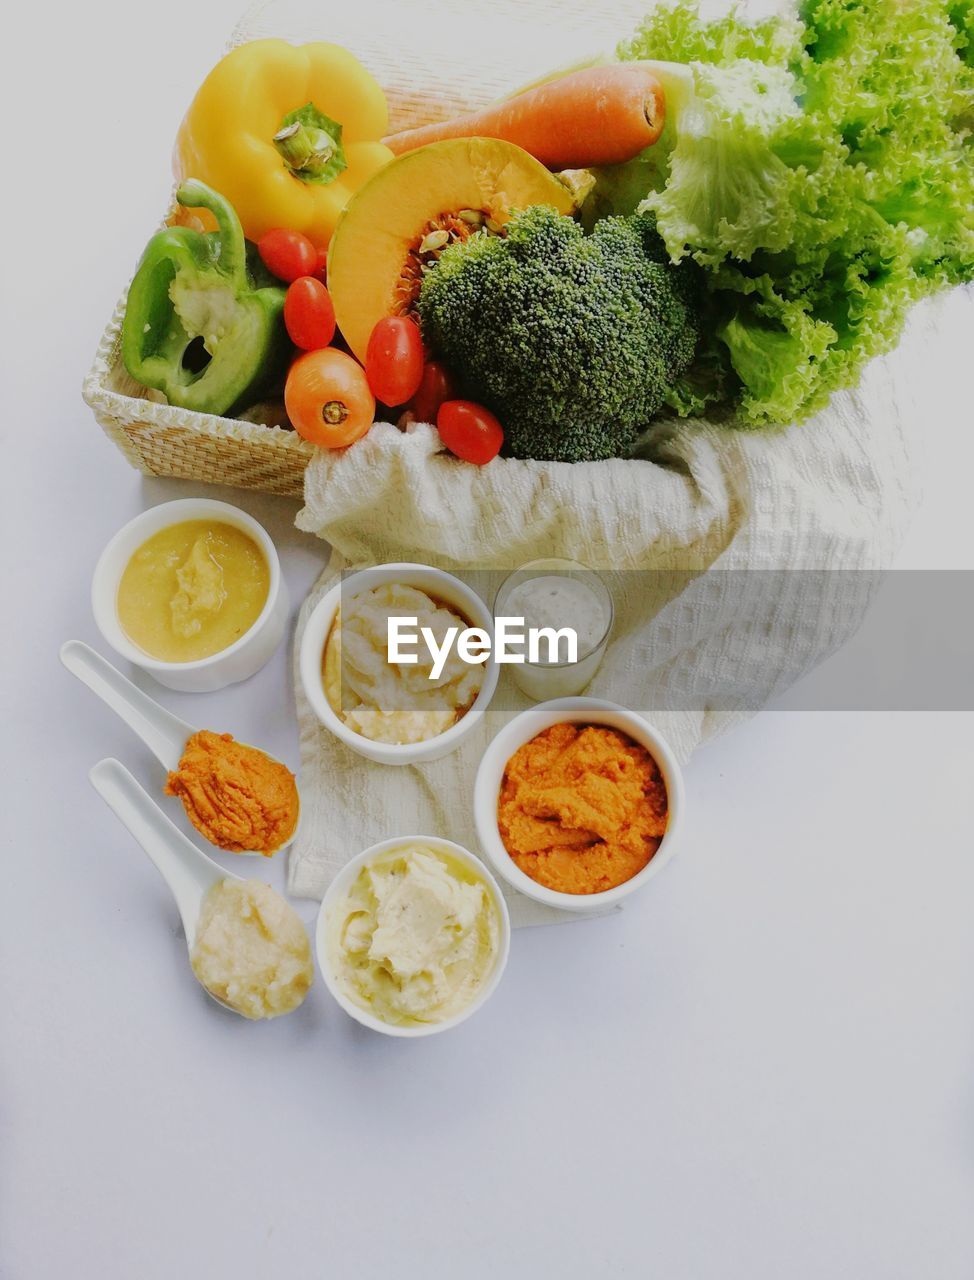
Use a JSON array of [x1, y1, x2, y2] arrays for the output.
[[80, 0, 649, 496], [83, 289, 314, 496]]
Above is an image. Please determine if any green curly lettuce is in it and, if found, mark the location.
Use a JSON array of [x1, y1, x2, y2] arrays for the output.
[[610, 0, 974, 426]]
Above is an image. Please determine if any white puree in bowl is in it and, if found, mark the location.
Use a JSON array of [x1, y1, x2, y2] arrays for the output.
[[328, 843, 500, 1026], [323, 582, 484, 745], [190, 879, 313, 1019]]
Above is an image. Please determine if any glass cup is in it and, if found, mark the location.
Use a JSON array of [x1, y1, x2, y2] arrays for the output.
[[493, 558, 614, 702]]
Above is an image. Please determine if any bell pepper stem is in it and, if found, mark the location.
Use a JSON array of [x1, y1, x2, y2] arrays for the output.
[[272, 102, 348, 187], [274, 119, 338, 176], [176, 180, 247, 283]]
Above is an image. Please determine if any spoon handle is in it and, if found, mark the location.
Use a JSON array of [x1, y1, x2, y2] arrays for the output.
[[88, 758, 232, 942], [60, 640, 193, 772]]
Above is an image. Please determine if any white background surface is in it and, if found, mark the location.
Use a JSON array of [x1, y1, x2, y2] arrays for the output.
[[3, 4, 973, 1276]]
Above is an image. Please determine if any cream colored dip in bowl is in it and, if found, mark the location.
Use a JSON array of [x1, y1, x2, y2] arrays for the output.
[[322, 581, 485, 745], [316, 836, 510, 1037], [299, 563, 500, 765]]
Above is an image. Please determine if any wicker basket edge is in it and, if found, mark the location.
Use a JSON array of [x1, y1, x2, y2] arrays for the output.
[[82, 286, 314, 497]]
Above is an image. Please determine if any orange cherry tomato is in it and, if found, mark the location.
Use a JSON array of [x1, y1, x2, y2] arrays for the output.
[[284, 277, 337, 350], [365, 316, 424, 407], [437, 400, 504, 465], [285, 349, 375, 448], [258, 228, 317, 283], [411, 360, 456, 424]]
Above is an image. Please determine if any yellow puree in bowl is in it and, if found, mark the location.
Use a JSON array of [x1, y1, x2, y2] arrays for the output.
[[116, 520, 269, 663]]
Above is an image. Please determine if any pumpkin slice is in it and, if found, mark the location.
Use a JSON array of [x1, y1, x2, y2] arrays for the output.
[[327, 137, 577, 362]]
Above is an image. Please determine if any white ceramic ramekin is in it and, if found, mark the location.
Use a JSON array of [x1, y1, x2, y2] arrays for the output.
[[474, 697, 684, 913], [316, 835, 511, 1038], [299, 563, 499, 766], [91, 498, 288, 693]]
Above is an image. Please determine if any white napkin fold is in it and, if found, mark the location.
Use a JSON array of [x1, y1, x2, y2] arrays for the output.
[[287, 275, 936, 921]]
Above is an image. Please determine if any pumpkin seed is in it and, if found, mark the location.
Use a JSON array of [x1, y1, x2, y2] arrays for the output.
[[419, 229, 451, 255]]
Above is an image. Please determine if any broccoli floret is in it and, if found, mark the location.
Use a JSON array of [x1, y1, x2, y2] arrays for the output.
[[416, 205, 703, 462]]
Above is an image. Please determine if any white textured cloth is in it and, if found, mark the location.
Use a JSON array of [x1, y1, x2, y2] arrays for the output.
[[230, 0, 938, 917], [287, 297, 950, 922]]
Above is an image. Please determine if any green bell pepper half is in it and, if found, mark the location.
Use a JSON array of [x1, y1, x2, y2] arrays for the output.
[[121, 180, 290, 417]]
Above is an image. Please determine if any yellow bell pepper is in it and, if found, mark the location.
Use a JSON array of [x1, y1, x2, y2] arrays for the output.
[[174, 40, 393, 249]]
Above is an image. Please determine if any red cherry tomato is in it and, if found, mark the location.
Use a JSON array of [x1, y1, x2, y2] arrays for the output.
[[284, 277, 337, 351], [285, 349, 375, 449], [258, 228, 317, 283], [365, 317, 424, 407], [436, 400, 504, 465], [313, 248, 329, 284], [411, 361, 456, 424]]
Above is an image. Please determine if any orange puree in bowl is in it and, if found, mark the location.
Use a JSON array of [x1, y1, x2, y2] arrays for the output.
[[165, 731, 298, 856], [497, 723, 667, 894]]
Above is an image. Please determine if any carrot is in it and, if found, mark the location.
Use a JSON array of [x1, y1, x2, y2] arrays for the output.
[[382, 65, 666, 170]]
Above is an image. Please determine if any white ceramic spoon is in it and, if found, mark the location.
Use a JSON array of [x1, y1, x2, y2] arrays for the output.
[[60, 639, 299, 857], [89, 757, 240, 1013]]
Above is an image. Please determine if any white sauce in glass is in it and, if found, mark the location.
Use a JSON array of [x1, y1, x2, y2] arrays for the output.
[[503, 576, 608, 655], [501, 572, 611, 700]]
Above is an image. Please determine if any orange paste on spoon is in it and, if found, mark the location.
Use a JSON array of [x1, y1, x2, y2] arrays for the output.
[[165, 730, 298, 856]]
